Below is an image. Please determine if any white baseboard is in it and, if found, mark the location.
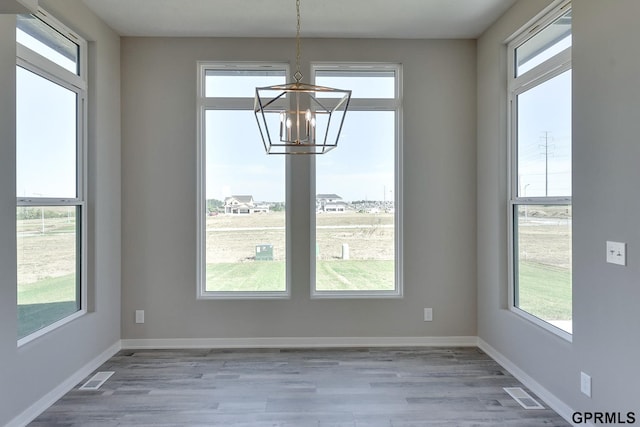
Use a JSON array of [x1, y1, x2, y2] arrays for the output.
[[478, 338, 577, 427], [121, 335, 479, 349], [6, 340, 122, 427]]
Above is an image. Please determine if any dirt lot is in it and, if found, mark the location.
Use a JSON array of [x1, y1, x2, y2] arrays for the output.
[[516, 205, 572, 269], [206, 211, 395, 263], [17, 217, 77, 285], [16, 209, 570, 287]]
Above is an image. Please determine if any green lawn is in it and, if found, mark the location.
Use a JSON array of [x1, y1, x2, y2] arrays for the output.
[[206, 259, 394, 292], [18, 274, 77, 304], [517, 261, 572, 321], [316, 260, 394, 291], [17, 274, 78, 339], [207, 262, 286, 292]]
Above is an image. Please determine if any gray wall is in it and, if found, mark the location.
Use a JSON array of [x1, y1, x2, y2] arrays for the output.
[[0, 1, 121, 424], [478, 0, 640, 414], [120, 38, 478, 340]]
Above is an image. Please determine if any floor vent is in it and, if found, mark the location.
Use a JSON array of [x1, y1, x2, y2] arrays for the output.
[[79, 371, 114, 391], [503, 387, 544, 409]]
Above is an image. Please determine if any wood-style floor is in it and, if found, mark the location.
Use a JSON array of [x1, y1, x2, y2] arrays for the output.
[[29, 347, 570, 426]]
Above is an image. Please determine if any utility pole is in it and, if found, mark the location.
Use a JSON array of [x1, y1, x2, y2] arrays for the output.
[[539, 132, 553, 196]]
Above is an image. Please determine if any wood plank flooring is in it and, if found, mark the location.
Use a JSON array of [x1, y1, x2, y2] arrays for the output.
[[29, 347, 570, 426]]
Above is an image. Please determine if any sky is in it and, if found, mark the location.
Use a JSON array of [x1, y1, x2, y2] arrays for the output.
[[17, 25, 570, 205], [16, 20, 79, 199], [517, 67, 572, 198], [16, 67, 77, 199], [206, 109, 395, 203], [205, 74, 396, 203], [515, 25, 572, 198]]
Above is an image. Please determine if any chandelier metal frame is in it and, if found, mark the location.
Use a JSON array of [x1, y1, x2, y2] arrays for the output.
[[254, 0, 351, 154]]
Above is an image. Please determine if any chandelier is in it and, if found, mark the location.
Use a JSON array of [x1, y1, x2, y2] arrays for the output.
[[254, 0, 351, 154]]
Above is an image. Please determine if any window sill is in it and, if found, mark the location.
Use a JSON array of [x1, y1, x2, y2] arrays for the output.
[[197, 291, 290, 300], [311, 290, 403, 299], [510, 306, 573, 343], [18, 309, 86, 348]]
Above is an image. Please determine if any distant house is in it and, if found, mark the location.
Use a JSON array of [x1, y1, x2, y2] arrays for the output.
[[316, 194, 347, 213], [224, 195, 270, 214], [224, 195, 254, 214]]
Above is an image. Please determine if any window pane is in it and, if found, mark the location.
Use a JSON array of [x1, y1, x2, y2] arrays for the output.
[[16, 66, 77, 199], [315, 111, 395, 292], [316, 70, 395, 98], [17, 206, 80, 339], [514, 205, 572, 333], [205, 110, 286, 293], [17, 14, 79, 75], [516, 9, 571, 76], [517, 70, 571, 198], [205, 69, 287, 98]]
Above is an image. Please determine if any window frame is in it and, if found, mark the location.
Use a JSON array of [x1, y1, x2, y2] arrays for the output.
[[507, 0, 572, 341], [16, 9, 88, 346], [196, 62, 291, 300], [310, 62, 404, 299]]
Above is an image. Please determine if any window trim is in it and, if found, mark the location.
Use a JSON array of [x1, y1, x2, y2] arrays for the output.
[[506, 0, 572, 341], [196, 62, 291, 300], [16, 8, 88, 346], [310, 62, 404, 299]]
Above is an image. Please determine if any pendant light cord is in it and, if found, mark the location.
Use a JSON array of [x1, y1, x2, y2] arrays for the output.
[[294, 0, 303, 83]]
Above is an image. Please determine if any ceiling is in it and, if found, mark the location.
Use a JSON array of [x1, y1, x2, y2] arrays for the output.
[[80, 0, 518, 39]]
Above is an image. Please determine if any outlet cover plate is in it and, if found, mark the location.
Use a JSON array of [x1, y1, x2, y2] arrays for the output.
[[135, 310, 145, 324]]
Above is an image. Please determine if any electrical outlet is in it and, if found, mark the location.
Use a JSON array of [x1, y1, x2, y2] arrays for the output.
[[424, 308, 433, 322], [581, 372, 591, 397], [606, 241, 626, 266], [135, 310, 145, 324]]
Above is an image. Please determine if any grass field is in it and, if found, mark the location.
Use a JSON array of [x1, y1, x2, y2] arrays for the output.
[[517, 261, 572, 321], [206, 259, 394, 292], [516, 207, 572, 325], [17, 208, 571, 334], [17, 212, 79, 339], [17, 273, 78, 339], [316, 260, 394, 291], [206, 211, 395, 291]]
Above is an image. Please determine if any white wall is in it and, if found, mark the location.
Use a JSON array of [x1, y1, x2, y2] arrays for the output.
[[477, 0, 640, 416], [0, 1, 121, 425], [120, 37, 478, 341]]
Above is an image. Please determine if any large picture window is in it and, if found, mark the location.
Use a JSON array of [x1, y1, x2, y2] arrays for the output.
[[16, 11, 87, 343], [197, 63, 289, 299], [312, 64, 402, 298], [508, 1, 572, 337]]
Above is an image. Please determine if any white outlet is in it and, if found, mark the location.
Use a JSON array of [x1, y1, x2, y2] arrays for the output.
[[606, 241, 626, 266], [135, 310, 145, 324], [424, 308, 433, 322], [580, 372, 591, 397]]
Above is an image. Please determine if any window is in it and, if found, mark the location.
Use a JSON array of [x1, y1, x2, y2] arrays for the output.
[[312, 64, 403, 298], [508, 1, 572, 337], [16, 11, 87, 343], [197, 63, 289, 299]]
